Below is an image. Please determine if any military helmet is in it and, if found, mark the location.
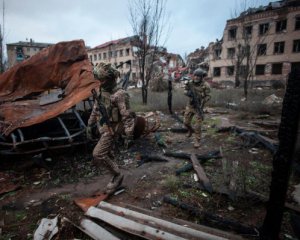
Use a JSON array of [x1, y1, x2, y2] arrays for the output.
[[93, 62, 120, 81], [193, 68, 207, 78]]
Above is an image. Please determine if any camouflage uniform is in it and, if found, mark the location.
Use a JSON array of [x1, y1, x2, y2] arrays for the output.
[[183, 72, 210, 148], [87, 63, 135, 193]]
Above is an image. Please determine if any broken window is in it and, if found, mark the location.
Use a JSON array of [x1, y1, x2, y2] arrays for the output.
[[213, 67, 221, 77], [98, 53, 101, 60], [120, 49, 123, 57], [214, 49, 222, 59], [276, 19, 287, 33], [295, 16, 300, 30], [293, 39, 300, 52], [272, 63, 283, 74], [274, 41, 285, 54], [103, 52, 107, 59], [291, 62, 300, 72], [255, 64, 265, 75], [227, 66, 234, 76], [259, 23, 269, 35], [114, 51, 118, 57], [228, 27, 237, 40], [227, 48, 235, 59], [109, 51, 113, 58], [243, 25, 252, 38], [257, 44, 267, 56], [126, 48, 130, 56], [89, 55, 92, 62], [93, 54, 97, 61]]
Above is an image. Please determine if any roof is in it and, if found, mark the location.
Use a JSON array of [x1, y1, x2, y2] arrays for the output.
[[92, 36, 139, 50], [7, 41, 53, 48]]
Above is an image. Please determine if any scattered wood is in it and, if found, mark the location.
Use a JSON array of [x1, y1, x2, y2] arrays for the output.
[[97, 201, 227, 240], [62, 217, 120, 240], [170, 150, 222, 175], [217, 126, 278, 153], [124, 204, 245, 240], [86, 206, 187, 240], [163, 196, 258, 237], [190, 154, 213, 193], [137, 154, 169, 167], [34, 216, 58, 240]]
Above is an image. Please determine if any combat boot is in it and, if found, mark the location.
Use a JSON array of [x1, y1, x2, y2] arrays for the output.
[[185, 125, 194, 138], [105, 173, 124, 194]]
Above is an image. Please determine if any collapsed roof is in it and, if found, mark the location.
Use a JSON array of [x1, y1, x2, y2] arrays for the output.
[[0, 40, 99, 136]]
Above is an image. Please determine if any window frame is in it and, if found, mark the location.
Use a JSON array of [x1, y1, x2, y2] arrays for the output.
[[293, 39, 300, 53], [274, 41, 285, 54], [272, 63, 283, 75], [255, 64, 265, 75], [257, 44, 267, 56], [213, 67, 221, 77], [259, 23, 270, 35], [276, 19, 287, 33]]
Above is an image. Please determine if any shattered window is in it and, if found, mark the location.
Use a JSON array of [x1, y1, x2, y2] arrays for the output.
[[228, 27, 237, 40], [276, 19, 287, 33], [227, 48, 235, 59], [259, 23, 269, 35], [126, 48, 130, 56], [272, 63, 283, 74], [114, 51, 118, 57], [214, 49, 221, 59], [120, 49, 123, 57], [295, 16, 300, 30], [213, 67, 221, 77], [103, 52, 107, 59], [98, 53, 101, 60], [93, 54, 97, 61], [255, 64, 265, 75], [227, 66, 234, 76], [293, 39, 300, 52], [109, 51, 113, 58], [243, 25, 252, 38], [89, 55, 92, 62], [274, 41, 285, 54], [257, 44, 267, 56]]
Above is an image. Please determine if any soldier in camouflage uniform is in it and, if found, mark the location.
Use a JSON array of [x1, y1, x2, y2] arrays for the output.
[[183, 68, 210, 148], [86, 62, 136, 194]]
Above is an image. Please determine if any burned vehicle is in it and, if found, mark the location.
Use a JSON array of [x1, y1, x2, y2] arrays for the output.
[[0, 40, 155, 158]]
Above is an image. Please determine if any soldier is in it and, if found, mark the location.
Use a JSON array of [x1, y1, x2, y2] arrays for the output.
[[183, 68, 210, 148], [86, 62, 136, 194]]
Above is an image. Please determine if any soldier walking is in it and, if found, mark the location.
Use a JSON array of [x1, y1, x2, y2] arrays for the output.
[[86, 63, 136, 194], [183, 68, 210, 148]]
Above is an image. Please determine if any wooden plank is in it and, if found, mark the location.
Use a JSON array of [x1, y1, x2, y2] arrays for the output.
[[190, 153, 213, 193], [86, 206, 186, 240], [98, 201, 227, 240], [124, 204, 245, 240]]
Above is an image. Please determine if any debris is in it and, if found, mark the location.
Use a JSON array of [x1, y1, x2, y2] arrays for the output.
[[163, 196, 258, 236], [137, 154, 169, 167], [292, 184, 300, 205], [74, 193, 109, 212], [193, 174, 199, 182], [171, 150, 222, 175], [114, 188, 125, 196], [95, 201, 229, 240], [154, 132, 167, 148], [190, 154, 213, 193], [33, 216, 58, 240], [262, 94, 283, 105], [0, 172, 21, 195]]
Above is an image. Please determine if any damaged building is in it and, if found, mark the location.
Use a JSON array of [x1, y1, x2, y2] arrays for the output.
[[207, 0, 300, 88]]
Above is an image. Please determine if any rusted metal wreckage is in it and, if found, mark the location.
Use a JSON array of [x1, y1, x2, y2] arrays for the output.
[[0, 40, 157, 157]]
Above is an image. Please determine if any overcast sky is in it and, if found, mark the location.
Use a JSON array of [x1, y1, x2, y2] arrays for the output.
[[4, 0, 277, 57]]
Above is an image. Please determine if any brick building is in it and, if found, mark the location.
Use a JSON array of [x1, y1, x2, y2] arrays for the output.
[[6, 39, 52, 68], [208, 0, 300, 87]]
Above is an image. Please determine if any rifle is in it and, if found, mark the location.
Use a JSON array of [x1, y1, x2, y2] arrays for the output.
[[91, 88, 114, 136], [186, 83, 204, 118]]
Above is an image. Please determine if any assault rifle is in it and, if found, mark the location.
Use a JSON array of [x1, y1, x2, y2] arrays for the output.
[[185, 82, 204, 118], [91, 88, 114, 135]]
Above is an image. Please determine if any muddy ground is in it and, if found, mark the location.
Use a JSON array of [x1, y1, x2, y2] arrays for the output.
[[0, 107, 299, 239]]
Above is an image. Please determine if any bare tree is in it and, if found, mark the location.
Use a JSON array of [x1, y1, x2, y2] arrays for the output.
[[128, 0, 169, 104]]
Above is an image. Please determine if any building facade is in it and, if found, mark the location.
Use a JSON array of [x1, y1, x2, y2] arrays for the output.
[[208, 0, 300, 87], [87, 36, 140, 82], [6, 39, 52, 68]]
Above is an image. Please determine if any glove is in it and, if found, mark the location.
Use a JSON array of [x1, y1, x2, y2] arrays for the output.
[[86, 126, 93, 140]]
